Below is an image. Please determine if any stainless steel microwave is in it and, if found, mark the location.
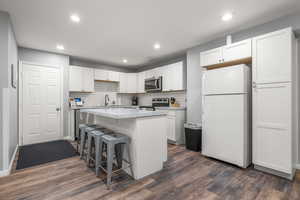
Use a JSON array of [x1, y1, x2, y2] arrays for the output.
[[145, 76, 162, 92]]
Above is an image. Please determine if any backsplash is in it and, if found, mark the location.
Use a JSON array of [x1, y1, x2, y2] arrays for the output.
[[70, 81, 186, 107], [137, 91, 186, 107], [69, 82, 120, 106]]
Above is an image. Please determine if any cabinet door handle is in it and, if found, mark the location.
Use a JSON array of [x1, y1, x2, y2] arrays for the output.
[[252, 82, 257, 88]]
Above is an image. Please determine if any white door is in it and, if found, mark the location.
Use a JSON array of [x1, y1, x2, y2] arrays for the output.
[[252, 83, 292, 173], [22, 63, 62, 145], [223, 39, 252, 62], [200, 47, 223, 67], [202, 94, 248, 167]]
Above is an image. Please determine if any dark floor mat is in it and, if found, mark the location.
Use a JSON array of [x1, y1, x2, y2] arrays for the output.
[[16, 140, 78, 170]]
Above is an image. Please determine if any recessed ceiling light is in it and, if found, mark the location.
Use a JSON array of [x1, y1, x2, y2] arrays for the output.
[[70, 14, 80, 23], [56, 44, 65, 50], [222, 13, 233, 21], [122, 59, 128, 63], [153, 43, 161, 50]]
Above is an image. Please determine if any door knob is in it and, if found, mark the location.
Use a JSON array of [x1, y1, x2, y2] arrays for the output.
[[252, 82, 257, 88], [56, 107, 61, 112]]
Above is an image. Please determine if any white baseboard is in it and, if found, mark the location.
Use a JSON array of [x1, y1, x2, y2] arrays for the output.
[[0, 144, 18, 177], [0, 169, 10, 177], [64, 136, 73, 141]]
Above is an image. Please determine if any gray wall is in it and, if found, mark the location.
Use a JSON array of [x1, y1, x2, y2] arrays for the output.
[[137, 54, 186, 72], [70, 57, 135, 73], [0, 11, 9, 171], [18, 47, 70, 137], [8, 14, 18, 165], [0, 11, 18, 171], [186, 12, 300, 124]]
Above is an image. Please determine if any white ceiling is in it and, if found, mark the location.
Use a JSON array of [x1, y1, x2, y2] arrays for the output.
[[1, 0, 300, 68]]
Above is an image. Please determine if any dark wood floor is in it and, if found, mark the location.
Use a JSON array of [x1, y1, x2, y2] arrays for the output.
[[1, 144, 300, 200]]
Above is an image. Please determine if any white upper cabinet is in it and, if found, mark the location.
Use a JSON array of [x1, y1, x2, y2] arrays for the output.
[[252, 28, 292, 84], [145, 68, 161, 79], [108, 71, 120, 82], [223, 39, 252, 62], [119, 72, 128, 93], [200, 47, 223, 67], [94, 69, 120, 82], [82, 67, 95, 92], [137, 71, 146, 93], [69, 65, 83, 92], [69, 65, 94, 92], [118, 61, 185, 93], [127, 73, 137, 93], [162, 61, 185, 91], [200, 39, 252, 67], [94, 69, 109, 81], [119, 73, 137, 93]]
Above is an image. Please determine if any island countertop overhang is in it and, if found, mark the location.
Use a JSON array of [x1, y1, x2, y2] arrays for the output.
[[80, 108, 167, 119]]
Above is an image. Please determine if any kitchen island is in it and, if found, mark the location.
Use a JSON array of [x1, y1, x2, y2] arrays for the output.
[[79, 107, 168, 180]]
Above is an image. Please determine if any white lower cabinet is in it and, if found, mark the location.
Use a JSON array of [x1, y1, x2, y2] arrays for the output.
[[253, 83, 292, 174], [166, 115, 176, 141], [161, 110, 186, 144]]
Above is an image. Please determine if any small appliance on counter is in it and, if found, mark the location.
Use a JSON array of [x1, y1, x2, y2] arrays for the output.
[[170, 97, 180, 107], [69, 97, 84, 107], [152, 98, 169, 107], [132, 96, 138, 106]]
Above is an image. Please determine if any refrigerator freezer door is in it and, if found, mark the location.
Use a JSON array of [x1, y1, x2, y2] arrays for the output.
[[203, 64, 249, 95], [202, 94, 250, 168]]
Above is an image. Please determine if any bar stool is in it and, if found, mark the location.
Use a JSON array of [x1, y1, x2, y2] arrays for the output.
[[76, 112, 96, 153], [86, 128, 113, 167], [80, 125, 97, 159], [98, 133, 134, 187]]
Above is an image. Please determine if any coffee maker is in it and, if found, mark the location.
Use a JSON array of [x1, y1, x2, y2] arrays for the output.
[[132, 96, 138, 106]]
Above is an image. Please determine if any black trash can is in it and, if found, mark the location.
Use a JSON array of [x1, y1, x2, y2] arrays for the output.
[[184, 123, 202, 152]]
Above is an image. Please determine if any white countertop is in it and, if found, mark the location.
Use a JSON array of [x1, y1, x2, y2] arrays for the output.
[[70, 105, 186, 111], [80, 107, 166, 119]]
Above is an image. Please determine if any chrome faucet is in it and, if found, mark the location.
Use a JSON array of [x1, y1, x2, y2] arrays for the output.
[[105, 94, 110, 106]]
